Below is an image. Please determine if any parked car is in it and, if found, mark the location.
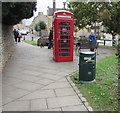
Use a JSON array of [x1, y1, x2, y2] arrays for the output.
[[19, 30, 28, 35], [26, 30, 30, 34]]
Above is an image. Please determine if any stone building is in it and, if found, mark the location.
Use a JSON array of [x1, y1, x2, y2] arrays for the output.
[[30, 12, 48, 36], [47, 7, 63, 34], [47, 6, 62, 16], [14, 20, 29, 30], [30, 7, 63, 37]]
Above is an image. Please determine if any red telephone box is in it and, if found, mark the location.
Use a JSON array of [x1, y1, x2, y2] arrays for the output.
[[53, 10, 74, 62]]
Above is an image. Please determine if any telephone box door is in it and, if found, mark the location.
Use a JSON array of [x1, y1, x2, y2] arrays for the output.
[[54, 19, 74, 62]]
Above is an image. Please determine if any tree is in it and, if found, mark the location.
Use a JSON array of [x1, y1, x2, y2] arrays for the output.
[[2, 2, 37, 25], [68, 2, 100, 29], [99, 3, 120, 35], [67, 2, 120, 35], [34, 21, 46, 32], [67, 2, 120, 47]]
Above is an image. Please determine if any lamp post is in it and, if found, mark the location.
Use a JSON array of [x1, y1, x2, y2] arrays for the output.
[[53, 0, 56, 15], [63, 2, 66, 9]]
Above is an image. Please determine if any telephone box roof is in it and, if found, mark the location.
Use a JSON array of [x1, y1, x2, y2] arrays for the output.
[[54, 10, 73, 15]]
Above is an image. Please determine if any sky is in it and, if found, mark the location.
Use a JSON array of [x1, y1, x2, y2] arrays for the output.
[[25, 0, 67, 26]]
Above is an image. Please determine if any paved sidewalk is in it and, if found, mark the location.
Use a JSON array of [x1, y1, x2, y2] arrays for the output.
[[2, 42, 113, 111]]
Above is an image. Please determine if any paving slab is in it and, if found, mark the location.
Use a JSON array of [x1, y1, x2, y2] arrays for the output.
[[55, 87, 76, 97], [34, 78, 54, 85], [2, 76, 23, 86], [18, 89, 56, 100], [20, 70, 42, 76], [3, 100, 30, 111], [13, 74, 41, 82], [38, 69, 60, 75], [3, 88, 30, 100], [14, 81, 44, 92], [47, 95, 82, 109], [58, 77, 68, 82], [42, 81, 71, 90], [62, 105, 88, 111], [2, 97, 14, 105], [39, 74, 63, 81], [41, 108, 62, 111], [3, 71, 22, 78], [30, 98, 47, 111], [2, 85, 18, 93]]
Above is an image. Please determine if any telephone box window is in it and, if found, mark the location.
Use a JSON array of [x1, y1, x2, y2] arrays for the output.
[[59, 27, 70, 30], [60, 36, 70, 39], [59, 40, 70, 48], [59, 53, 70, 56], [59, 22, 70, 26], [60, 31, 70, 35], [59, 49, 70, 52]]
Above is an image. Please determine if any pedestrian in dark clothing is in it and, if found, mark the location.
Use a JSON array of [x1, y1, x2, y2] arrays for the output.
[[18, 30, 21, 42], [18, 35, 21, 42], [13, 29, 19, 44], [88, 30, 96, 52], [48, 29, 53, 49], [31, 29, 33, 34]]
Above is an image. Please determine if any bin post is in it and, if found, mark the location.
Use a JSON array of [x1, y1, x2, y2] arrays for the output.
[[79, 52, 96, 84], [31, 37, 33, 41], [104, 40, 105, 45]]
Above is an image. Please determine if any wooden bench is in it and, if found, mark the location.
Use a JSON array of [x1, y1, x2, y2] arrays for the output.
[[75, 39, 99, 55]]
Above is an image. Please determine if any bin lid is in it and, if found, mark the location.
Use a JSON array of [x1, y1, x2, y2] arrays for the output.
[[80, 52, 95, 55]]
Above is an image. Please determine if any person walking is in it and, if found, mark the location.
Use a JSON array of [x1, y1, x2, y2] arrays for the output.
[[48, 29, 53, 49], [13, 29, 19, 44], [18, 30, 21, 42], [88, 30, 96, 52]]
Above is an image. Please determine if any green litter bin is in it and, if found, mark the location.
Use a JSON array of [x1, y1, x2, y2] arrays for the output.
[[79, 52, 96, 83]]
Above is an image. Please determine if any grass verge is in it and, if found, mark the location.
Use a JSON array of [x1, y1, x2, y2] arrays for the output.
[[70, 55, 118, 111], [22, 40, 37, 46]]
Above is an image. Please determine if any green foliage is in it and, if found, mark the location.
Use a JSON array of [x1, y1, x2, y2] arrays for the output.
[[70, 55, 118, 111], [34, 24, 38, 32], [34, 21, 46, 31], [68, 2, 100, 29], [67, 2, 120, 35], [99, 2, 120, 36], [2, 2, 36, 25]]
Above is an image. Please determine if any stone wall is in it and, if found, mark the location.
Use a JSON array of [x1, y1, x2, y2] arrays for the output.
[[0, 23, 2, 75], [0, 25, 15, 73]]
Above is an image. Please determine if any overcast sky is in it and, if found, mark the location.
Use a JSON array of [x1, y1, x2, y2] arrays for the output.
[[25, 0, 67, 26]]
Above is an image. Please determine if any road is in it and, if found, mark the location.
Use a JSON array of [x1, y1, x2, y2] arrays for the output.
[[21, 33, 40, 41]]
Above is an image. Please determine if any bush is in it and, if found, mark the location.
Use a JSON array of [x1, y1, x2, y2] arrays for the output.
[[34, 21, 46, 31]]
